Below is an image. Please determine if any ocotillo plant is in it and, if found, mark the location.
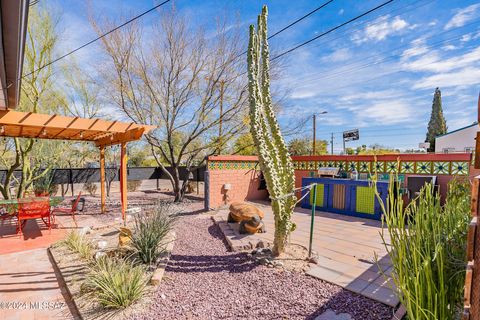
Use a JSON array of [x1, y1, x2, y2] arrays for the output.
[[247, 5, 296, 256]]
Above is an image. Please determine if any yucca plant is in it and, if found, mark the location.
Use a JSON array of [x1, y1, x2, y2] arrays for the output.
[[83, 256, 147, 309], [130, 204, 176, 264], [62, 231, 93, 260], [378, 178, 470, 319]]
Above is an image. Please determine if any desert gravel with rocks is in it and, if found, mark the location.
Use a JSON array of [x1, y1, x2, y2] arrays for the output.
[[130, 213, 393, 320]]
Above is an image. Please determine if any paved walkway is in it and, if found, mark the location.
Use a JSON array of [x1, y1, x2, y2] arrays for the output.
[[0, 248, 77, 319], [214, 201, 398, 307]]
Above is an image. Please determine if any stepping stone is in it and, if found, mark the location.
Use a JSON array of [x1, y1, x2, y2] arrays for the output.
[[315, 309, 353, 320]]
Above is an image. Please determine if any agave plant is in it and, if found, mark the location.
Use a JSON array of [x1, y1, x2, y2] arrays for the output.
[[83, 256, 147, 309], [61, 230, 94, 260], [129, 203, 176, 264]]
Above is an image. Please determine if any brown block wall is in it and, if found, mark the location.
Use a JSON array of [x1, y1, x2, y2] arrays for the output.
[[207, 167, 268, 208]]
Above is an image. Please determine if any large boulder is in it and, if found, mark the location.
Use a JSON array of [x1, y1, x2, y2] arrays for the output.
[[227, 202, 266, 234], [228, 202, 265, 222]]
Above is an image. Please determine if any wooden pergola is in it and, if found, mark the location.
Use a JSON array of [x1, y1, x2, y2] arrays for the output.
[[0, 109, 156, 219]]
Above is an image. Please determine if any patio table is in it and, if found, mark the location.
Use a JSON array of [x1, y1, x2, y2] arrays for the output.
[[0, 196, 65, 234]]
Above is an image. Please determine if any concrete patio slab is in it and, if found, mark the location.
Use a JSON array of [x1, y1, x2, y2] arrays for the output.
[[212, 201, 398, 307], [0, 248, 77, 319]]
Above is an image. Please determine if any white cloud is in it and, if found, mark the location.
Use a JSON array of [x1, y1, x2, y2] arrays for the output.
[[338, 9, 344, 15], [460, 32, 480, 43], [289, 90, 317, 99], [402, 38, 428, 58], [445, 4, 480, 30], [352, 15, 409, 44], [337, 90, 417, 125], [321, 48, 352, 62], [442, 44, 457, 51], [413, 67, 480, 89], [402, 46, 480, 73], [462, 34, 472, 42]]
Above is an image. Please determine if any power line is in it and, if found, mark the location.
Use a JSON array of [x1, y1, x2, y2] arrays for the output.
[[314, 127, 427, 135], [22, 0, 172, 78], [269, 0, 335, 39], [271, 0, 396, 61], [228, 0, 396, 82], [306, 0, 434, 52], [297, 39, 480, 93], [234, 0, 335, 59], [289, 19, 480, 85]]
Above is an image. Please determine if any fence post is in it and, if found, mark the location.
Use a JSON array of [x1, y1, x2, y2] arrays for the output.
[[308, 184, 317, 258], [196, 168, 200, 195], [204, 171, 210, 211], [69, 168, 74, 196]]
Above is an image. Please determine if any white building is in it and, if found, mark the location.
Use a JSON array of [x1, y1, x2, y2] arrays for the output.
[[435, 122, 478, 153]]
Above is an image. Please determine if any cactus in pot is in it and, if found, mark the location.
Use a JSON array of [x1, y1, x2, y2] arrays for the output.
[[247, 5, 296, 256]]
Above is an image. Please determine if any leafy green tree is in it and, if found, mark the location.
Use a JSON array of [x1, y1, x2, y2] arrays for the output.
[[357, 144, 399, 155], [287, 138, 328, 155], [233, 133, 257, 155], [425, 87, 447, 152], [0, 7, 63, 198]]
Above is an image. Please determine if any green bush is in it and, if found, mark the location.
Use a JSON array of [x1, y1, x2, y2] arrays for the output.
[[62, 231, 93, 260], [83, 181, 97, 196], [84, 257, 146, 309], [130, 203, 175, 264], [127, 180, 142, 192], [379, 178, 470, 319]]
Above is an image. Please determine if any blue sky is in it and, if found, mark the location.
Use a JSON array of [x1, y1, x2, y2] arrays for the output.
[[51, 0, 480, 152]]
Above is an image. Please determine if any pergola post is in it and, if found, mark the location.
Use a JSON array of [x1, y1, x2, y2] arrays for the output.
[[99, 145, 106, 214], [120, 142, 128, 221]]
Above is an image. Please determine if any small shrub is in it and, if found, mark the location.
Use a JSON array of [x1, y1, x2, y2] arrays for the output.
[[84, 257, 147, 309], [84, 182, 97, 196], [379, 178, 470, 320], [62, 231, 93, 260], [130, 203, 176, 264], [127, 180, 142, 192]]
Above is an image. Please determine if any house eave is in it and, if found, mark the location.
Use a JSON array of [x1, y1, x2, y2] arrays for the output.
[[0, 0, 30, 110]]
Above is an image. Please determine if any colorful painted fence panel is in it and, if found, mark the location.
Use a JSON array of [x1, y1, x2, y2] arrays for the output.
[[300, 177, 389, 220], [205, 154, 472, 209]]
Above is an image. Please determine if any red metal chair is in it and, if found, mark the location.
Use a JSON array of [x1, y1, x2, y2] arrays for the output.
[[17, 198, 51, 234], [51, 192, 82, 227]]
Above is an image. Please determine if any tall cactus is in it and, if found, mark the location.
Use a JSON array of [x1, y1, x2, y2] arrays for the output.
[[247, 5, 296, 256]]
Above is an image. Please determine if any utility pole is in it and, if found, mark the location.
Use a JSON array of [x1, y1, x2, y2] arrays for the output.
[[330, 133, 334, 155], [312, 114, 316, 155], [312, 111, 327, 155]]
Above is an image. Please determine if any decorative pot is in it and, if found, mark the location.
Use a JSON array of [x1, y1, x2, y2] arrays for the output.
[[118, 227, 132, 247]]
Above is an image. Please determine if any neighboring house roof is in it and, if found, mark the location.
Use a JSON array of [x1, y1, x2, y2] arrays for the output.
[[436, 122, 479, 138], [0, 0, 30, 110]]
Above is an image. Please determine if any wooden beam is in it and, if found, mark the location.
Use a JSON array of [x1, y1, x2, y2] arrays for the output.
[[100, 145, 106, 214], [95, 127, 146, 147], [0, 110, 154, 134], [120, 142, 128, 222]]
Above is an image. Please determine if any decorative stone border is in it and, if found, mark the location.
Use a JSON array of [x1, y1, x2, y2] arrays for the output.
[[48, 230, 176, 320], [211, 211, 272, 252]]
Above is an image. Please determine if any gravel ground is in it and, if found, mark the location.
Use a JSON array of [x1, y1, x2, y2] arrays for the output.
[[130, 214, 393, 320]]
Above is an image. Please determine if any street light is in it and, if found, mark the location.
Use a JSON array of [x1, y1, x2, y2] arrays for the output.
[[312, 111, 328, 155]]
